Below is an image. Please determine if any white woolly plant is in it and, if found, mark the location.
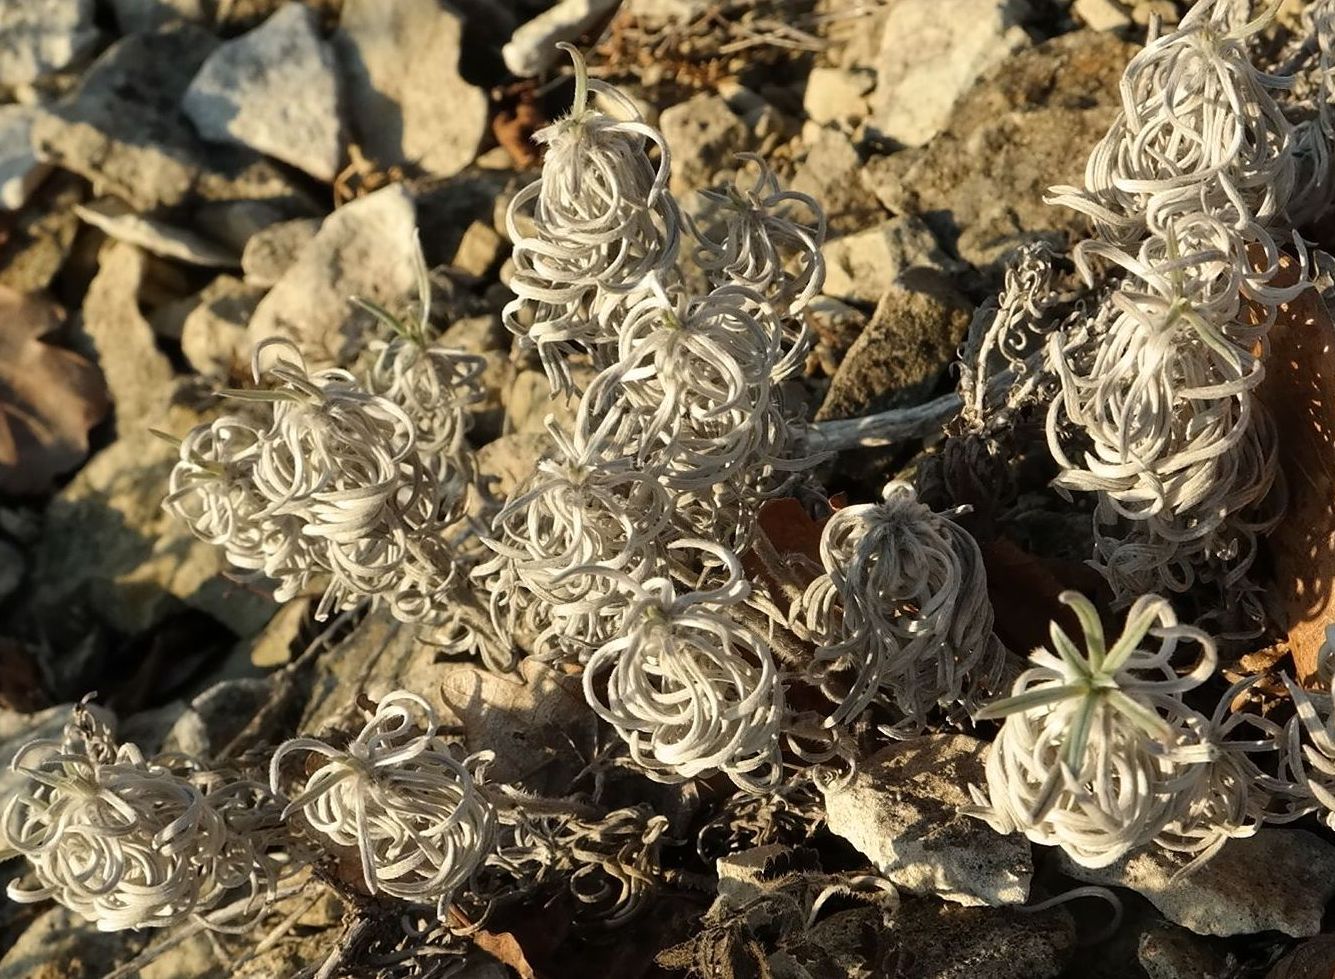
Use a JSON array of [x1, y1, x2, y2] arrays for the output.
[[575, 540, 784, 791], [165, 249, 490, 640], [796, 481, 1005, 732], [2, 704, 294, 931], [504, 43, 681, 395], [270, 692, 497, 918], [1036, 0, 1330, 606], [482, 45, 836, 788], [968, 592, 1219, 869]]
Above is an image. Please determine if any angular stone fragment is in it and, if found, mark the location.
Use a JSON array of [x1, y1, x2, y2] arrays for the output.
[[817, 270, 973, 421], [336, 0, 488, 179], [246, 183, 417, 365], [0, 0, 98, 87], [896, 899, 1075, 979], [864, 31, 1136, 272], [869, 0, 1031, 147], [820, 215, 959, 306], [821, 735, 1032, 906], [31, 26, 306, 213], [183, 3, 345, 182], [1059, 829, 1335, 938], [0, 107, 50, 211]]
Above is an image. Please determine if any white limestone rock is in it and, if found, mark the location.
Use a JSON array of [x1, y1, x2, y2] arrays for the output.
[[870, 0, 1031, 147], [821, 735, 1032, 907], [183, 3, 345, 182], [246, 183, 418, 365], [0, 106, 50, 211], [336, 0, 488, 179], [0, 0, 98, 87]]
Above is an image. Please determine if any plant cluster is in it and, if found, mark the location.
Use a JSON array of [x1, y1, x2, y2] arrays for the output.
[[13, 3, 1335, 966], [1040, 0, 1321, 605]]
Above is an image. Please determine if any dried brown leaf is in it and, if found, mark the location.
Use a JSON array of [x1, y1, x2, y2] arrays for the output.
[[981, 537, 1106, 657], [1257, 261, 1335, 685], [0, 286, 108, 495], [473, 929, 538, 979]]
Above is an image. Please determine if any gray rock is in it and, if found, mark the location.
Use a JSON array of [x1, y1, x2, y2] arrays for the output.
[[821, 735, 1031, 906], [504, 366, 592, 436], [474, 432, 551, 500], [659, 94, 748, 197], [30, 26, 307, 213], [790, 127, 883, 235], [0, 540, 22, 602], [181, 275, 265, 378], [896, 899, 1075, 979], [109, 0, 209, 33], [74, 200, 239, 268], [0, 906, 140, 979], [0, 0, 98, 87], [336, 0, 488, 179], [1075, 0, 1133, 30], [0, 174, 83, 293], [870, 0, 1031, 148], [1059, 829, 1335, 938], [32, 244, 273, 639], [240, 216, 320, 287], [165, 677, 272, 757], [820, 216, 959, 307], [716, 844, 807, 909], [0, 107, 50, 211], [817, 270, 972, 422], [247, 183, 417, 365], [451, 220, 506, 277], [864, 31, 1136, 273], [803, 66, 875, 128], [503, 0, 621, 77], [806, 295, 866, 375], [194, 199, 301, 254], [183, 4, 345, 183], [81, 242, 176, 430], [1137, 922, 1231, 979]]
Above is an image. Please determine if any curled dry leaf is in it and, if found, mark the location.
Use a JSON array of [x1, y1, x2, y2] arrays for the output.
[[0, 286, 108, 495], [1266, 934, 1335, 979], [1256, 258, 1335, 685]]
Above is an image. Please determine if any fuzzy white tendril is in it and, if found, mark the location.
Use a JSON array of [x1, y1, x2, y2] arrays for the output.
[[574, 540, 784, 791], [3, 705, 289, 932], [797, 482, 1005, 730], [270, 692, 496, 917], [968, 592, 1218, 869], [504, 44, 681, 394], [166, 338, 471, 625]]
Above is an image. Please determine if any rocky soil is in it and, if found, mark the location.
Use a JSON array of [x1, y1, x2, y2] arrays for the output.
[[0, 0, 1328, 977]]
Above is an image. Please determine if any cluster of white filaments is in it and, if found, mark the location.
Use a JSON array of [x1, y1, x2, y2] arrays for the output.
[[484, 45, 835, 784], [1043, 0, 1318, 603], [2, 706, 291, 931], [270, 692, 497, 917], [23, 4, 1335, 949], [797, 482, 1005, 730], [165, 248, 486, 628], [969, 593, 1222, 867]]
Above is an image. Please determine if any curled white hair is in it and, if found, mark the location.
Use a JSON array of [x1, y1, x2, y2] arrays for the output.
[[270, 691, 497, 918], [798, 482, 1004, 729], [968, 592, 1217, 869], [577, 540, 784, 791], [3, 706, 290, 932]]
